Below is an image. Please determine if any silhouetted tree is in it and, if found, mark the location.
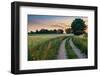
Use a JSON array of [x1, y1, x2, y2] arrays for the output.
[[36, 30, 39, 34], [28, 31, 36, 34], [53, 29, 57, 33], [71, 18, 86, 35], [57, 29, 64, 34], [65, 28, 72, 34]]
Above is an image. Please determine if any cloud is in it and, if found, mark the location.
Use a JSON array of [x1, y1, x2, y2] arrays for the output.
[[28, 15, 88, 32]]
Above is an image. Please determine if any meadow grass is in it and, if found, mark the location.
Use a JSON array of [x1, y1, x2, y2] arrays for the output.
[[72, 36, 88, 57], [28, 34, 67, 60], [65, 37, 78, 59]]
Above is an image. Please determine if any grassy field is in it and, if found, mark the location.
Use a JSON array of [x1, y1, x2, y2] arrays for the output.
[[28, 34, 67, 61], [65, 37, 78, 59], [72, 36, 88, 57], [28, 34, 88, 61]]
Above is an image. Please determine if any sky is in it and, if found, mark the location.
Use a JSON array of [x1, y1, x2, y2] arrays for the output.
[[28, 15, 88, 32]]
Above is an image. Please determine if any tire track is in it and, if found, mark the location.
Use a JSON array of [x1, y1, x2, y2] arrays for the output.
[[69, 38, 86, 58], [57, 39, 68, 59]]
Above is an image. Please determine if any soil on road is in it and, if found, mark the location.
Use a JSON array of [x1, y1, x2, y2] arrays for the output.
[[57, 39, 68, 59]]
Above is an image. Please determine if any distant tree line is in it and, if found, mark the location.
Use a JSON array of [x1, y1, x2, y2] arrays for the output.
[[28, 29, 64, 34]]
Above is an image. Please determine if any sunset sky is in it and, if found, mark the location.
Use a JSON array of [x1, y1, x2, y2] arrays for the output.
[[28, 15, 88, 33]]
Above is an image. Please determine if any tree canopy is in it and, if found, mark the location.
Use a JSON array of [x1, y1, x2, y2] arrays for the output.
[[71, 18, 86, 35]]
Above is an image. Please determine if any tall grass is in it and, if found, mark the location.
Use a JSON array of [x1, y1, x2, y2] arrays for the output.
[[28, 35, 66, 61], [65, 37, 78, 59], [72, 36, 88, 57]]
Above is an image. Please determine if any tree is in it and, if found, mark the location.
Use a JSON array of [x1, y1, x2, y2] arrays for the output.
[[65, 28, 72, 34], [28, 31, 35, 34], [71, 18, 86, 35], [57, 29, 64, 34]]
